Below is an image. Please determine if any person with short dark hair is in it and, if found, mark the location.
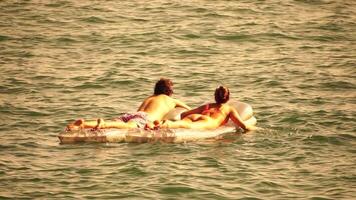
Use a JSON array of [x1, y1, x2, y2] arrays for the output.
[[66, 78, 191, 130], [161, 86, 256, 131], [154, 78, 173, 96]]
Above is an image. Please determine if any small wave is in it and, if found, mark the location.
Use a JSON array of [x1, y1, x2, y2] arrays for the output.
[[302, 134, 353, 146], [45, 1, 71, 8], [279, 113, 307, 124], [189, 7, 209, 13], [306, 35, 349, 42], [317, 23, 344, 32], [0, 35, 12, 41], [17, 51, 34, 58], [308, 196, 334, 200], [110, 79, 136, 86], [183, 33, 200, 39], [255, 180, 287, 189], [203, 12, 231, 18], [81, 16, 113, 23], [160, 185, 196, 194], [261, 32, 300, 40], [294, 0, 333, 5], [0, 85, 28, 94], [216, 32, 299, 42], [265, 80, 282, 87], [337, 133, 356, 140], [319, 81, 355, 90], [216, 34, 256, 42], [73, 82, 106, 90], [130, 17, 149, 22], [119, 166, 148, 176], [55, 37, 78, 43]]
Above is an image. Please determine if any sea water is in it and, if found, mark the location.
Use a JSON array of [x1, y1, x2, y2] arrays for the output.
[[0, 0, 355, 199]]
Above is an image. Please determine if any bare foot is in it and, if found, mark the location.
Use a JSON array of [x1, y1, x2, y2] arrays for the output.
[[65, 119, 84, 131], [157, 120, 170, 129], [144, 120, 161, 130], [144, 120, 168, 130], [144, 122, 155, 130], [91, 118, 105, 131]]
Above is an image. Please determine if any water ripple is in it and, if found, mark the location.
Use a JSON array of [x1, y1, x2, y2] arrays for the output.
[[0, 0, 355, 199]]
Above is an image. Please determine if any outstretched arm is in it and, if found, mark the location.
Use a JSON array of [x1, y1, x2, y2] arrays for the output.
[[174, 99, 191, 110], [180, 105, 205, 119], [229, 106, 255, 131]]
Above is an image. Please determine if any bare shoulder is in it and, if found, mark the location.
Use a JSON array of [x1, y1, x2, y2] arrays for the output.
[[163, 94, 173, 99], [222, 103, 233, 110], [156, 94, 172, 102], [164, 95, 180, 103], [157, 94, 176, 104], [143, 95, 155, 102], [222, 104, 235, 114]]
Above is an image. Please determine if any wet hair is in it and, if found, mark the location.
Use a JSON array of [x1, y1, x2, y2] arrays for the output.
[[214, 86, 230, 104], [154, 78, 173, 96]]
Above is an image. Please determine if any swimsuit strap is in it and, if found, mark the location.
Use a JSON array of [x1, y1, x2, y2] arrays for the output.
[[204, 104, 209, 111]]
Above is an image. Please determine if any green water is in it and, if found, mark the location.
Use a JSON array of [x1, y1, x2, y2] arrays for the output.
[[0, 0, 355, 199]]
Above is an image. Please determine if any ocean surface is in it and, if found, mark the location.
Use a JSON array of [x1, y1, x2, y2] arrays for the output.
[[0, 0, 355, 199]]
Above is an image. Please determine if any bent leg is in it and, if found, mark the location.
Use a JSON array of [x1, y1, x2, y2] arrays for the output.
[[163, 117, 218, 130], [66, 119, 100, 130], [163, 119, 193, 129], [187, 118, 219, 130], [67, 118, 138, 130]]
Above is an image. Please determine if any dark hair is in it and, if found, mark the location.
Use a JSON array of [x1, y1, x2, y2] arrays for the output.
[[154, 78, 173, 96], [214, 86, 230, 104]]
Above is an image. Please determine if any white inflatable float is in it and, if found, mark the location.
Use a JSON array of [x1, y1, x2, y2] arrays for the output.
[[58, 101, 256, 144]]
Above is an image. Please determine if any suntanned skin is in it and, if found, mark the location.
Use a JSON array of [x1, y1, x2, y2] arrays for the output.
[[66, 94, 191, 130], [162, 103, 256, 131], [137, 94, 191, 121]]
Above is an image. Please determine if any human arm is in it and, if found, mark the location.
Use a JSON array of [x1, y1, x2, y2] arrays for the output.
[[180, 105, 206, 119], [174, 99, 191, 110], [229, 106, 256, 131], [137, 99, 148, 112]]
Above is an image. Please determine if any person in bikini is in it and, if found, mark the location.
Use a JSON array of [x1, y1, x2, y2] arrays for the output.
[[160, 86, 256, 131], [66, 78, 191, 130]]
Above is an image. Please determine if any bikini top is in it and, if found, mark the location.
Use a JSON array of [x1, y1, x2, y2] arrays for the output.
[[202, 104, 220, 116], [202, 104, 211, 115]]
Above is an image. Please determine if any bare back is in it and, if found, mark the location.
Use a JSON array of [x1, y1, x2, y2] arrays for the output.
[[183, 104, 229, 124], [137, 94, 190, 122], [178, 103, 247, 129]]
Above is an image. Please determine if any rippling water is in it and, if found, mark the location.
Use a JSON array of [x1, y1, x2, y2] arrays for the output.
[[1, 0, 355, 199]]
